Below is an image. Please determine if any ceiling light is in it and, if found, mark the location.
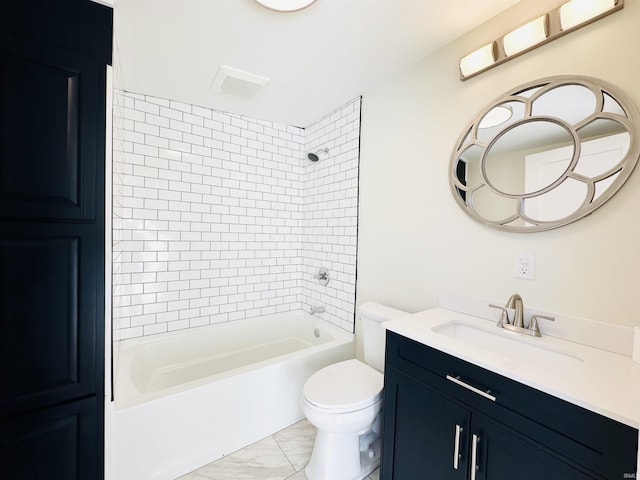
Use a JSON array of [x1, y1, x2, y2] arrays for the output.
[[560, 0, 617, 30], [459, 43, 496, 78], [252, 0, 317, 13], [503, 15, 548, 56], [460, 0, 623, 81]]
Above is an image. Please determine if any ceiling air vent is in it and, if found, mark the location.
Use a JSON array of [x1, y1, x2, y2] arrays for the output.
[[211, 65, 270, 99]]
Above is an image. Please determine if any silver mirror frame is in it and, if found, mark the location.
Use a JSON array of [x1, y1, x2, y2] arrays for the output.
[[450, 75, 640, 233]]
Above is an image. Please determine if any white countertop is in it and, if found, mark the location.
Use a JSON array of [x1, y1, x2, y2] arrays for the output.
[[383, 307, 640, 429]]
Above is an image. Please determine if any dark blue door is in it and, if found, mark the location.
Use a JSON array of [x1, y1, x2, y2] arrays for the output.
[[0, 1, 112, 478]]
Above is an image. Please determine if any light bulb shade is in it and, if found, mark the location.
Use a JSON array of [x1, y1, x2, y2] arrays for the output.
[[460, 43, 495, 78], [560, 0, 617, 30], [503, 15, 548, 56]]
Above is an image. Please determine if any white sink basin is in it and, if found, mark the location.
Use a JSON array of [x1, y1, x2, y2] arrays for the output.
[[432, 320, 584, 372]]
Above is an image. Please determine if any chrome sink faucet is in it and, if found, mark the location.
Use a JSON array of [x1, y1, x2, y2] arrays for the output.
[[505, 293, 524, 327], [489, 294, 555, 337]]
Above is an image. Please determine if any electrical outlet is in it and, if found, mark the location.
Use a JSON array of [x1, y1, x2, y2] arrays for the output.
[[515, 253, 535, 280]]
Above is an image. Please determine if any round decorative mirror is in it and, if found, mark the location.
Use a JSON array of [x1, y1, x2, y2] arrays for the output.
[[450, 76, 640, 232]]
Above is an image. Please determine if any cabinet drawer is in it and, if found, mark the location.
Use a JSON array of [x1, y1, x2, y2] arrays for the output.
[[385, 331, 638, 479]]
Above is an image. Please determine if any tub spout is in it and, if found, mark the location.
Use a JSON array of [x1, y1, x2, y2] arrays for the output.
[[310, 306, 325, 315]]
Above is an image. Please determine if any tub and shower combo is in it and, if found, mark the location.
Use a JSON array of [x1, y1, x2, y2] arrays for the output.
[[111, 311, 354, 480]]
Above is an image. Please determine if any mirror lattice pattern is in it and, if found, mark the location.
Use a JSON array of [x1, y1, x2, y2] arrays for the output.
[[450, 76, 640, 232]]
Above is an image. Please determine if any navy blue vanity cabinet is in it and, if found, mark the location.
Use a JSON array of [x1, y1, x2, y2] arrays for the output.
[[387, 367, 470, 479], [381, 331, 638, 480]]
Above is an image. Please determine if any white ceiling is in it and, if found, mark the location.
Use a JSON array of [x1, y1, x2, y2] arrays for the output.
[[114, 0, 521, 127]]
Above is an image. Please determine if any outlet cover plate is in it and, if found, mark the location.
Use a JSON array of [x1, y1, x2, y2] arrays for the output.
[[515, 253, 535, 280]]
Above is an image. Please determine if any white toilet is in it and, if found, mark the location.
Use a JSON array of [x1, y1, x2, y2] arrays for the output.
[[301, 302, 407, 480]]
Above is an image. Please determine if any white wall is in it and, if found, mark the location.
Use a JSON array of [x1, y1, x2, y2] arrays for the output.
[[357, 0, 640, 338]]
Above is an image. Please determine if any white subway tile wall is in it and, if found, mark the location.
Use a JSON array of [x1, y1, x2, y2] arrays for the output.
[[112, 91, 361, 339], [302, 98, 361, 331]]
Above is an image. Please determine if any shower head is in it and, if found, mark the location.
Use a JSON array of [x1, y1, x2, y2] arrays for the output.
[[307, 147, 329, 162]]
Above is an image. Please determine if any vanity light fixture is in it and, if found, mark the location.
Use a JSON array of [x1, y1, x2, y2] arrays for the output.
[[459, 43, 496, 78], [560, 0, 617, 29], [503, 15, 548, 56], [460, 0, 623, 80]]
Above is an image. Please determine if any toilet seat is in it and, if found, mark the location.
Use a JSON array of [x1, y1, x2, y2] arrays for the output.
[[303, 359, 383, 413]]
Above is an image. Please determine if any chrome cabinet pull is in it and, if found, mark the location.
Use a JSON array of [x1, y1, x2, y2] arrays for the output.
[[471, 434, 480, 480], [446, 375, 496, 402], [453, 424, 462, 470]]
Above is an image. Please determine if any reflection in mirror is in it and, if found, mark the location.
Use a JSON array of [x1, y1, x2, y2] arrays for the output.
[[523, 178, 588, 222], [532, 85, 597, 125], [504, 218, 526, 228], [479, 105, 512, 129], [485, 120, 574, 195], [574, 130, 629, 178], [476, 101, 526, 144], [449, 76, 640, 232], [603, 93, 626, 116], [594, 173, 620, 200], [457, 126, 473, 151], [458, 145, 484, 184], [577, 118, 627, 142], [515, 85, 543, 98], [455, 145, 484, 201], [472, 187, 520, 223]]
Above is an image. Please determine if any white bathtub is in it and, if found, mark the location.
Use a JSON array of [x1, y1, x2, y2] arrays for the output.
[[110, 311, 354, 480]]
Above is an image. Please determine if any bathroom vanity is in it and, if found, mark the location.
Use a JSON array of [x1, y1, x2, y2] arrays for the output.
[[380, 304, 640, 480]]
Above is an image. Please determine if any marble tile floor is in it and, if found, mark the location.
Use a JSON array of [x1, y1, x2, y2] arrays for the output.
[[179, 419, 380, 480]]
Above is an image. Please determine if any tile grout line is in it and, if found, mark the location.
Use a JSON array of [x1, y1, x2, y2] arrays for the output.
[[271, 433, 302, 479]]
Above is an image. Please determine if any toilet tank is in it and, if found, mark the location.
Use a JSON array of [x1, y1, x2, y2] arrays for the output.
[[359, 302, 408, 372]]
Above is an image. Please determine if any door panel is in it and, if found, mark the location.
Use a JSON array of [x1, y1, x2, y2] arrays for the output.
[[0, 397, 100, 479], [1, 55, 80, 205], [0, 224, 97, 415], [0, 31, 99, 220]]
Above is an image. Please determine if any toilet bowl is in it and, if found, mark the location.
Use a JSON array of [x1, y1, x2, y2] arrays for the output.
[[301, 302, 408, 480], [301, 359, 383, 480]]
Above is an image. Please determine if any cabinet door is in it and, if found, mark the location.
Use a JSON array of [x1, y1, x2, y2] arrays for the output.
[[471, 413, 597, 480], [382, 367, 470, 480]]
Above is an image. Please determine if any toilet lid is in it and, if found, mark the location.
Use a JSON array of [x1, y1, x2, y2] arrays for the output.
[[303, 359, 383, 412]]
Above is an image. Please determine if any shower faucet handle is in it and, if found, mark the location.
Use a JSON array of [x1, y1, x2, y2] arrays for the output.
[[313, 267, 330, 286]]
